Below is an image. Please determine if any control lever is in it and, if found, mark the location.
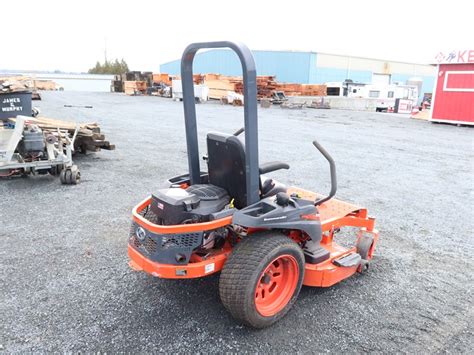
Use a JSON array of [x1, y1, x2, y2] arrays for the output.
[[233, 127, 244, 136], [275, 192, 291, 207], [275, 192, 297, 208], [313, 140, 337, 206]]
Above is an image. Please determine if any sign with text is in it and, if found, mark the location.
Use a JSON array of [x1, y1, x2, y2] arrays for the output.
[[434, 50, 474, 64], [0, 92, 32, 120]]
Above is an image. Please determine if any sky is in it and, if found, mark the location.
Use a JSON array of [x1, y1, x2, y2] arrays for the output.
[[1, 0, 469, 72]]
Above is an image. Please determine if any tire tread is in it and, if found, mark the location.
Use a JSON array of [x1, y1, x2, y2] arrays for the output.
[[219, 232, 304, 328]]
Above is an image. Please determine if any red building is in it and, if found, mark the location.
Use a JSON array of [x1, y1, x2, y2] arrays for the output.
[[431, 50, 474, 125]]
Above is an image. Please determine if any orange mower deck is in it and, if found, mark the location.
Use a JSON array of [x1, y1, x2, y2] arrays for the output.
[[128, 186, 378, 287]]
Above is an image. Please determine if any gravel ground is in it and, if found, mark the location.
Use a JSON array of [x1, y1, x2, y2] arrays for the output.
[[1, 91, 473, 353]]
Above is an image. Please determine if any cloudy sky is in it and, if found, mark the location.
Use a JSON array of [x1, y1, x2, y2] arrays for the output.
[[2, 0, 468, 72]]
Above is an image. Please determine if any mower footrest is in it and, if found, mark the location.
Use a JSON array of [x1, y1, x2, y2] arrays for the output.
[[303, 241, 330, 264], [333, 253, 361, 267]]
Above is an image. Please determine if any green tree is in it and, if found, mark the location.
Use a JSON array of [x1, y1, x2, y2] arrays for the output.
[[88, 58, 129, 74]]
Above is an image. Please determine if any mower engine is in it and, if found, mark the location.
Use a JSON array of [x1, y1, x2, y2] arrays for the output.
[[150, 184, 230, 225]]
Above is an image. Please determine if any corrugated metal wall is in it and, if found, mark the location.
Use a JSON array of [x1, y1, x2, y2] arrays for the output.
[[314, 53, 437, 101], [160, 50, 313, 83], [160, 49, 436, 99]]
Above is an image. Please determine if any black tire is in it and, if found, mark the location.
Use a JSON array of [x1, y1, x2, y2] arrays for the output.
[[59, 169, 67, 184], [356, 234, 374, 260], [65, 169, 72, 184], [59, 166, 80, 185], [49, 164, 64, 176], [219, 232, 305, 328], [69, 165, 80, 185]]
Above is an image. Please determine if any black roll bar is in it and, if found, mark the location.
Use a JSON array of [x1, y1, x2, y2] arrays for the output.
[[180, 41, 260, 206]]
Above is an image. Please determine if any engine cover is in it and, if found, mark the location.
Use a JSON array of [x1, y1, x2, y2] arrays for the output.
[[150, 184, 229, 225]]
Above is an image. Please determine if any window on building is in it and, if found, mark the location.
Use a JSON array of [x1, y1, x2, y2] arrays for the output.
[[387, 91, 394, 98], [352, 89, 357, 93], [369, 90, 380, 98], [327, 87, 340, 96]]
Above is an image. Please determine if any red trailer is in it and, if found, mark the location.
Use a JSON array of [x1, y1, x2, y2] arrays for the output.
[[431, 50, 474, 125]]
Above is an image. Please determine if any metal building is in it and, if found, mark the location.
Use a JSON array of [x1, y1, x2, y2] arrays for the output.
[[430, 50, 474, 125], [160, 49, 436, 101]]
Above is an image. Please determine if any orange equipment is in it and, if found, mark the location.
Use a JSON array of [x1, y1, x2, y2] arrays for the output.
[[128, 41, 379, 328]]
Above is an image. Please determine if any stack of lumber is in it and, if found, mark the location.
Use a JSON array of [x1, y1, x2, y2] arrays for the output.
[[111, 72, 153, 94], [255, 81, 326, 97], [152, 73, 172, 86], [197, 74, 327, 99], [124, 81, 147, 95], [202, 74, 241, 100], [33, 80, 58, 91], [233, 76, 279, 98], [124, 71, 152, 82], [0, 76, 60, 92], [11, 116, 115, 153]]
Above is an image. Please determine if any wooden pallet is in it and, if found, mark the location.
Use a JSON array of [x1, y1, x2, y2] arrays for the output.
[[124, 81, 147, 95]]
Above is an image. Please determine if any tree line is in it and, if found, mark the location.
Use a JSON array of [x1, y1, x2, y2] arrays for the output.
[[88, 59, 129, 75]]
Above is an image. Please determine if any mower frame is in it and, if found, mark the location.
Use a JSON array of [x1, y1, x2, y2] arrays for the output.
[[129, 188, 378, 286]]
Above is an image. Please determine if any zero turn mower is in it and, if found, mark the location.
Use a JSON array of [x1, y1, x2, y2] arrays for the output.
[[128, 41, 379, 328]]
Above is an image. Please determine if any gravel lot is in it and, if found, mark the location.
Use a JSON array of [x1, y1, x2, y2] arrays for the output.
[[1, 91, 473, 353]]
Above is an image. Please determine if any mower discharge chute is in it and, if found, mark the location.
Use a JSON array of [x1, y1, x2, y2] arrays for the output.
[[128, 41, 379, 328]]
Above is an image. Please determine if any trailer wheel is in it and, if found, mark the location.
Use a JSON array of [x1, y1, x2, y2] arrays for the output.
[[219, 232, 304, 328], [69, 165, 80, 184], [59, 169, 67, 184], [60, 165, 80, 185]]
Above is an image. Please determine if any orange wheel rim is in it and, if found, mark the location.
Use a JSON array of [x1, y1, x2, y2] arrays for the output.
[[255, 254, 299, 317]]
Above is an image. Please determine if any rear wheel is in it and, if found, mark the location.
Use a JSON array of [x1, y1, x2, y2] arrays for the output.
[[219, 232, 304, 328]]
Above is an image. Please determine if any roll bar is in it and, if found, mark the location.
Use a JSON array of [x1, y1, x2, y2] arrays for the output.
[[180, 41, 260, 206]]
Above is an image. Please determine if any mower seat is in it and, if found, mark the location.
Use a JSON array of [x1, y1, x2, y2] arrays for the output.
[[206, 132, 289, 209]]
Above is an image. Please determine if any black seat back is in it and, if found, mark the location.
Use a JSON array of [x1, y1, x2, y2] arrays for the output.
[[207, 132, 247, 209]]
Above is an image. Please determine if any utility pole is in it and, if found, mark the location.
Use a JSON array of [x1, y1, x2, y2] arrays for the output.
[[104, 37, 108, 64]]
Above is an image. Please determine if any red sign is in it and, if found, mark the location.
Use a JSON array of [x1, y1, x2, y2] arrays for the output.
[[434, 50, 474, 64]]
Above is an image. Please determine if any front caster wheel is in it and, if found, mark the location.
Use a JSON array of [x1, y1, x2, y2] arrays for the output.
[[219, 232, 305, 328], [356, 233, 374, 273], [60, 165, 80, 185]]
